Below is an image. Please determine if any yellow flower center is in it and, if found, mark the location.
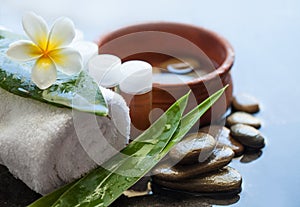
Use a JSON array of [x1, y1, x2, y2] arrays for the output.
[[41, 49, 50, 58]]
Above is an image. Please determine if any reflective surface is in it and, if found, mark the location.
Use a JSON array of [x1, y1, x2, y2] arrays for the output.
[[1, 0, 300, 206]]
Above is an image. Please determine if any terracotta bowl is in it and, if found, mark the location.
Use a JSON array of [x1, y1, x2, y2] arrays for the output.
[[98, 22, 234, 127]]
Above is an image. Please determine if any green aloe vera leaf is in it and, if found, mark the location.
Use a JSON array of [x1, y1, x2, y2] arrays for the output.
[[28, 85, 227, 207], [29, 91, 190, 207]]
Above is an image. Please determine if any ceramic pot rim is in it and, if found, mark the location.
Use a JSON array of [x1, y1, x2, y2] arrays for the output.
[[98, 22, 235, 88]]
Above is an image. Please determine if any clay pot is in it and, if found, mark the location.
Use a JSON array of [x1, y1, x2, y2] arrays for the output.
[[98, 22, 234, 127]]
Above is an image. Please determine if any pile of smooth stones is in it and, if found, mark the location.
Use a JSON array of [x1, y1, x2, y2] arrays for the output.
[[151, 93, 265, 195]]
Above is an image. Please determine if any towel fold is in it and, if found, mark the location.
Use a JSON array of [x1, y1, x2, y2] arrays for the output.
[[0, 87, 130, 195]]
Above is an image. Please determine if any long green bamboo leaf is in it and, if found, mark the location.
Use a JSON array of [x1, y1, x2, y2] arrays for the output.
[[28, 86, 227, 207], [29, 91, 190, 207], [26, 182, 75, 207], [50, 92, 189, 207]]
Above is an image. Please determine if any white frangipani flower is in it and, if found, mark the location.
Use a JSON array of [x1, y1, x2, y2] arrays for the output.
[[6, 12, 83, 89]]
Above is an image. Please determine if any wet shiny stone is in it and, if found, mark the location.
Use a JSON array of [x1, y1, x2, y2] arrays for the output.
[[200, 125, 244, 157], [153, 166, 242, 193], [232, 93, 260, 113], [152, 147, 234, 181], [230, 124, 265, 149], [168, 132, 216, 165], [226, 112, 261, 128]]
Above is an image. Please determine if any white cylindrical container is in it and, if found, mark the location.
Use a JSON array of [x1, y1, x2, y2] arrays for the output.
[[119, 60, 153, 139], [119, 60, 152, 95], [88, 54, 122, 89]]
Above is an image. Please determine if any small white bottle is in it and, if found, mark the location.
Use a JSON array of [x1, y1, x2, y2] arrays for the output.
[[88, 54, 122, 91], [119, 60, 153, 139]]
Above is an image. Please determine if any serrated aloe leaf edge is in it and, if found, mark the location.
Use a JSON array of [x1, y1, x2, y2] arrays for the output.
[[29, 86, 227, 207]]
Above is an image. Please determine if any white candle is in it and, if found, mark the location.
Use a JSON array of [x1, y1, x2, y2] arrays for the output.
[[119, 60, 152, 95], [119, 60, 153, 139], [88, 54, 122, 88]]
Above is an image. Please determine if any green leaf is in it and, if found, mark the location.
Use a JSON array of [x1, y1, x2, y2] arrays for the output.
[[28, 86, 227, 207], [27, 182, 76, 207], [54, 91, 190, 207], [29, 91, 189, 207], [0, 29, 108, 116], [161, 85, 228, 154]]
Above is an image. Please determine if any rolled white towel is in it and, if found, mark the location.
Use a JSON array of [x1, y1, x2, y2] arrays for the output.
[[0, 86, 130, 195]]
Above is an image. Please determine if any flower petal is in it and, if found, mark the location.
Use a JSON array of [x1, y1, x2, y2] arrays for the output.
[[49, 48, 82, 75], [32, 57, 57, 89], [47, 17, 76, 50], [72, 29, 84, 43], [6, 40, 42, 61], [22, 12, 48, 50]]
